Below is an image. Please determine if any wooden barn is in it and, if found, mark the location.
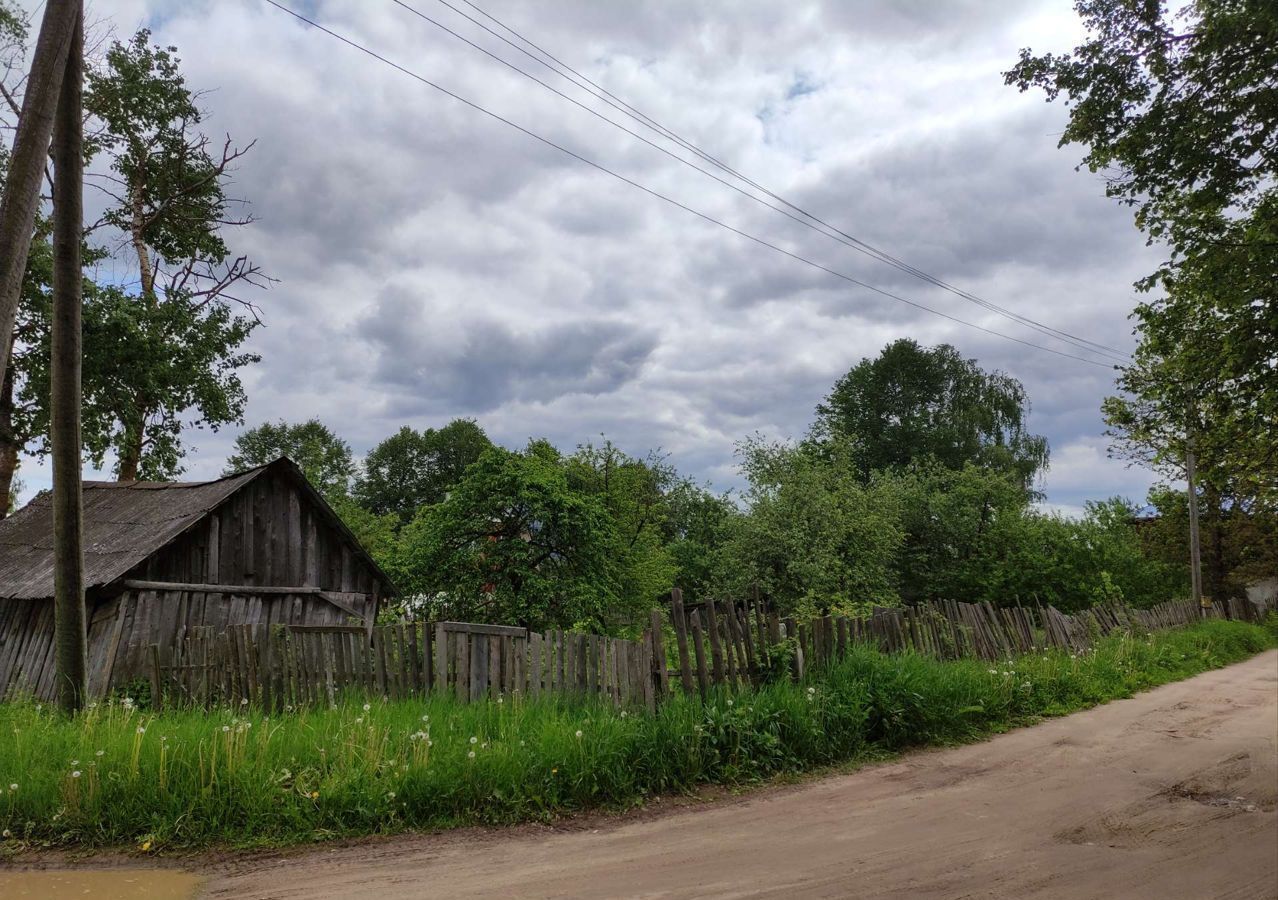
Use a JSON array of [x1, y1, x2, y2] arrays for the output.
[[0, 457, 394, 701]]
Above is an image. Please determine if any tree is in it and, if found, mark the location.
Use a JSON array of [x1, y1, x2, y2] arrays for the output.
[[565, 440, 678, 615], [0, 0, 78, 382], [721, 437, 904, 617], [390, 443, 623, 631], [355, 419, 492, 523], [812, 339, 1049, 490], [1007, 0, 1277, 505], [225, 418, 354, 500], [80, 30, 269, 480]]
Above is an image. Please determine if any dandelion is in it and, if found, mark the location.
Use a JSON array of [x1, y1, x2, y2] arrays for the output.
[[311, 791, 319, 800], [1, 829, 10, 838], [575, 730, 583, 739], [95, 749, 104, 757], [469, 736, 478, 744], [519, 740, 526, 747], [136, 726, 146, 735], [421, 715, 430, 722], [988, 669, 998, 675], [71, 759, 80, 766], [87, 702, 97, 710], [620, 711, 627, 719], [497, 697, 504, 704], [551, 767, 558, 774], [807, 686, 816, 695], [241, 698, 249, 706], [467, 750, 476, 759], [387, 791, 396, 800], [7, 783, 16, 792], [221, 725, 231, 733], [726, 699, 734, 707], [363, 703, 371, 712], [355, 717, 364, 725], [140, 840, 152, 852], [71, 770, 81, 779]]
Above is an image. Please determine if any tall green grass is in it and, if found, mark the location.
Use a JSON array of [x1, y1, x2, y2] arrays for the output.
[[0, 619, 1270, 852]]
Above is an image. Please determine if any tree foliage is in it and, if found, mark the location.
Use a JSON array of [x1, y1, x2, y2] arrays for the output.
[[225, 419, 355, 500], [354, 419, 492, 523], [390, 443, 623, 631], [1007, 0, 1277, 506], [813, 339, 1049, 491]]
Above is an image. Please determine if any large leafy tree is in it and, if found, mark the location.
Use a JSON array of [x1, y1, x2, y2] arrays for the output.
[[1006, 0, 1277, 505], [80, 30, 269, 480], [390, 442, 623, 631], [722, 437, 904, 617], [812, 339, 1049, 490], [565, 440, 678, 615], [225, 418, 355, 500], [355, 419, 492, 523]]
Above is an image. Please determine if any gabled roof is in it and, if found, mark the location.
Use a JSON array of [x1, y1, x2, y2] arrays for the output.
[[0, 458, 394, 600]]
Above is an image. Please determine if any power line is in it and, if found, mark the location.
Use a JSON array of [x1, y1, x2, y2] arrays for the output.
[[261, 0, 1119, 370], [424, 0, 1132, 363]]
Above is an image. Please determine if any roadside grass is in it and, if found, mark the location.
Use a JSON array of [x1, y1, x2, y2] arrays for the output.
[[0, 618, 1270, 853]]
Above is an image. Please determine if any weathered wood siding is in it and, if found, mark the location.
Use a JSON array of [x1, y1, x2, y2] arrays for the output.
[[0, 587, 367, 701], [130, 468, 379, 595]]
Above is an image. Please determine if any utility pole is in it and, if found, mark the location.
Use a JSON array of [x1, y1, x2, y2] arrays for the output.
[[0, 0, 80, 380], [1185, 424, 1205, 619], [50, 2, 85, 712]]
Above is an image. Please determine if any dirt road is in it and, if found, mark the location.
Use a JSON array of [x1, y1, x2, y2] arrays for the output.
[[203, 651, 1278, 899]]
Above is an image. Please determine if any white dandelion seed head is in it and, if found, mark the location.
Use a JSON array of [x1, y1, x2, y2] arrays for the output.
[[469, 736, 477, 744], [71, 770, 81, 778], [575, 730, 583, 739], [726, 699, 734, 707], [95, 750, 104, 757], [2, 829, 10, 838], [363, 703, 371, 712], [136, 726, 146, 735], [8, 783, 17, 791], [221, 725, 231, 732], [467, 750, 475, 759]]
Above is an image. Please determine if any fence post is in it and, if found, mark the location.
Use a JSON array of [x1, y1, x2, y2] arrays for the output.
[[670, 589, 694, 696], [649, 608, 669, 699], [149, 644, 163, 712]]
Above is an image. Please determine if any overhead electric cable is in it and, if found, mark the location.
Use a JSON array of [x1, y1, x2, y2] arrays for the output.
[[420, 0, 1131, 362], [263, 0, 1118, 370]]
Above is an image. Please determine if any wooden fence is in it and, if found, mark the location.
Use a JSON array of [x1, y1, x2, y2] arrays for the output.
[[146, 591, 1269, 711], [151, 619, 656, 712], [664, 590, 1270, 696]]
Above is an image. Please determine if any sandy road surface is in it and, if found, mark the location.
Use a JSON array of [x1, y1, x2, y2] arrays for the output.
[[204, 651, 1278, 899]]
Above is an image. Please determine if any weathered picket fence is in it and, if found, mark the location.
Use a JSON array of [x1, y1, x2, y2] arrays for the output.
[[146, 591, 1268, 710], [663, 590, 1270, 696], [150, 618, 657, 712]]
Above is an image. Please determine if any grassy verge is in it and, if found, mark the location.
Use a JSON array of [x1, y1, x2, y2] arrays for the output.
[[0, 618, 1271, 853]]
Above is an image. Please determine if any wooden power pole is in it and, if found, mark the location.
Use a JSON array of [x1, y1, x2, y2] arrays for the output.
[[0, 0, 80, 380], [1185, 436, 1205, 619], [50, 2, 85, 712]]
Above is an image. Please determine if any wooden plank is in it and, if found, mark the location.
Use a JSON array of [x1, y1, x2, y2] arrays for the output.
[[649, 608, 669, 699], [529, 632, 542, 697], [439, 621, 527, 638], [704, 598, 725, 685], [670, 589, 695, 696], [690, 610, 709, 698], [435, 623, 448, 694]]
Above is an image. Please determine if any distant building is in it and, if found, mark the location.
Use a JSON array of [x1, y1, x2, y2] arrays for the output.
[[0, 457, 394, 700]]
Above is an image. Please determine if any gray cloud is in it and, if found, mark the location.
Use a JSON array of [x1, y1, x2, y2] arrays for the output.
[[13, 0, 1164, 517]]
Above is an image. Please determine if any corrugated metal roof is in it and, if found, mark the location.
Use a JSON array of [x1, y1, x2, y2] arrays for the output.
[[0, 467, 263, 600]]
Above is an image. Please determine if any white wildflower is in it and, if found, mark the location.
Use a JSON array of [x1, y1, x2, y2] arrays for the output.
[[363, 703, 371, 712], [71, 770, 81, 779], [467, 750, 475, 759], [469, 736, 478, 744], [8, 783, 16, 792]]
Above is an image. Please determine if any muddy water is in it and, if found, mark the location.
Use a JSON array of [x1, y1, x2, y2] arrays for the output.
[[0, 869, 202, 899]]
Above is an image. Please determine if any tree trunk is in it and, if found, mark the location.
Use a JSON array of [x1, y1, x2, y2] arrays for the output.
[[116, 409, 144, 481], [1203, 483, 1227, 602], [0, 359, 17, 517], [0, 0, 79, 380], [50, 6, 85, 713]]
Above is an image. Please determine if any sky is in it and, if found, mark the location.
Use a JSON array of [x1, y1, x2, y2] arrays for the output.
[[15, 0, 1167, 515]]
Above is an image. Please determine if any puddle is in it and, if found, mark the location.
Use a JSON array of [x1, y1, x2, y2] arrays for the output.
[[0, 869, 202, 899]]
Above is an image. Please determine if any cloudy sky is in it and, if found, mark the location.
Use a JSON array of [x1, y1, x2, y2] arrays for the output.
[[17, 0, 1166, 514]]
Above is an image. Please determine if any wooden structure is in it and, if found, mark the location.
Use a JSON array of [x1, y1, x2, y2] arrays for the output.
[[0, 457, 394, 701], [664, 590, 1271, 696], [152, 620, 658, 712]]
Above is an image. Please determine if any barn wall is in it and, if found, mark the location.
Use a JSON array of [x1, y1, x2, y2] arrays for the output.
[[0, 588, 368, 702], [131, 468, 380, 595]]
